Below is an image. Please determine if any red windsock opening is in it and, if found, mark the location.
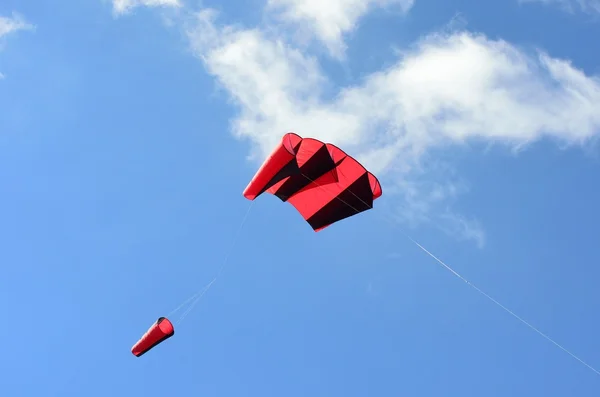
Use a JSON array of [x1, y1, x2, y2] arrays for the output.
[[131, 317, 175, 357]]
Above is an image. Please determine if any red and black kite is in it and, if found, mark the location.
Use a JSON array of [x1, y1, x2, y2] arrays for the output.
[[243, 132, 382, 231], [131, 317, 174, 357]]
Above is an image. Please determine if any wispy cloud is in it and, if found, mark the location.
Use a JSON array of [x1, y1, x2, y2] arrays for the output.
[[0, 13, 33, 39], [112, 0, 181, 15], [116, 3, 600, 246], [182, 9, 600, 245], [0, 13, 34, 79], [265, 0, 414, 59], [390, 175, 486, 248], [519, 0, 600, 14]]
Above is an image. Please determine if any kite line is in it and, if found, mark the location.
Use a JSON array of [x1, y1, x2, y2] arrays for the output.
[[299, 172, 600, 377], [152, 158, 599, 376], [167, 200, 255, 325]]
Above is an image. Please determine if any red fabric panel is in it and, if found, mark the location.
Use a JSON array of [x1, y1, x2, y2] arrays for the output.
[[243, 133, 302, 200], [295, 138, 325, 168], [287, 155, 370, 220], [368, 173, 382, 200], [265, 177, 289, 195], [131, 317, 175, 357], [325, 143, 348, 165]]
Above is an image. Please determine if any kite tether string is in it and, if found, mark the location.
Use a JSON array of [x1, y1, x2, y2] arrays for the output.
[[300, 172, 600, 377], [167, 200, 255, 325]]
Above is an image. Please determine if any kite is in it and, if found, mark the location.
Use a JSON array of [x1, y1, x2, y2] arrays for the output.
[[131, 317, 174, 357], [129, 133, 381, 357], [243, 132, 382, 231]]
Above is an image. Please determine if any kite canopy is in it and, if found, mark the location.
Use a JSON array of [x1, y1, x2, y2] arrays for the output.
[[243, 132, 382, 231], [131, 317, 174, 357]]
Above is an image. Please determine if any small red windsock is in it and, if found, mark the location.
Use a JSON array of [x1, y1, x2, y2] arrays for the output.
[[131, 317, 175, 357]]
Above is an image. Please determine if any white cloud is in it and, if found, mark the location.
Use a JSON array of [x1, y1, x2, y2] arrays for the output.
[[112, 0, 181, 15], [187, 11, 600, 169], [114, 2, 600, 245], [390, 175, 486, 248], [0, 13, 33, 39], [265, 0, 414, 59], [519, 0, 600, 14], [0, 13, 33, 79], [183, 9, 600, 245]]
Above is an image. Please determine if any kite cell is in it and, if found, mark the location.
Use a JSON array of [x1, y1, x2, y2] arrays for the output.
[[131, 317, 174, 357], [243, 132, 382, 231]]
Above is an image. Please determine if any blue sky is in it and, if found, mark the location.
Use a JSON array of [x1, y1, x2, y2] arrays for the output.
[[1, 0, 600, 395]]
